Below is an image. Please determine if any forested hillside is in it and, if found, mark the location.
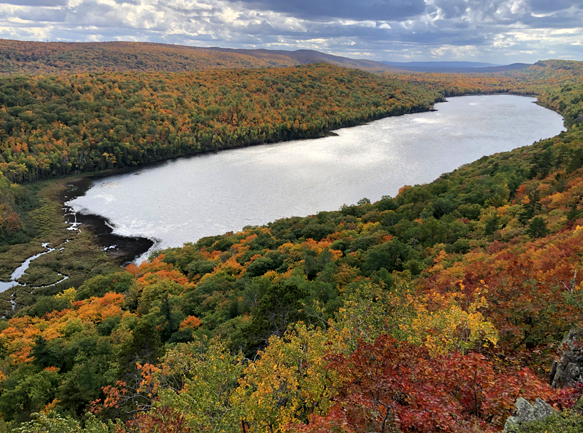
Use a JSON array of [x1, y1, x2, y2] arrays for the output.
[[0, 64, 436, 183], [0, 64, 440, 250], [0, 40, 392, 76], [0, 40, 296, 75], [0, 60, 582, 431], [386, 59, 583, 99]]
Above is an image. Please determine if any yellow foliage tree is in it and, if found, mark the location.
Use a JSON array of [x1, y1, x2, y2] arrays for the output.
[[402, 287, 498, 357], [233, 323, 343, 433]]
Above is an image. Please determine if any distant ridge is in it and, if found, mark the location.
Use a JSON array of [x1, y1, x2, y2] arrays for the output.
[[206, 47, 394, 71], [0, 39, 535, 76], [382, 61, 531, 73], [0, 39, 394, 75], [384, 61, 500, 68]]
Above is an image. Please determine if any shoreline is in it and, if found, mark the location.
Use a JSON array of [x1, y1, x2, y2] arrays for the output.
[[50, 97, 450, 263], [61, 95, 560, 261], [51, 93, 552, 266], [59, 176, 155, 266]]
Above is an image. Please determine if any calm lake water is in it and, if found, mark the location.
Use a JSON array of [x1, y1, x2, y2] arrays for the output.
[[67, 95, 565, 261]]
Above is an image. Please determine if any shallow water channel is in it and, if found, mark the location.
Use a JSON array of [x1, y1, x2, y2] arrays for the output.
[[67, 95, 565, 262], [0, 242, 70, 295]]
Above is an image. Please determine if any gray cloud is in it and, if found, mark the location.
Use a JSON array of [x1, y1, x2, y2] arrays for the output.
[[14, 6, 67, 21], [430, 0, 468, 19], [0, 0, 67, 5], [528, 0, 582, 13], [0, 0, 581, 63], [229, 0, 426, 21]]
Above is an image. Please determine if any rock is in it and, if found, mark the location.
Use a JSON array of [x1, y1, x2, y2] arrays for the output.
[[550, 328, 583, 388], [504, 397, 556, 432], [533, 398, 556, 418]]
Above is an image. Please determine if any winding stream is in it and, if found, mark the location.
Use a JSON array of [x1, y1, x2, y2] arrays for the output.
[[0, 242, 70, 295]]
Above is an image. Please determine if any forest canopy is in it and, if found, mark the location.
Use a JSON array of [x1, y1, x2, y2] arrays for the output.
[[0, 56, 582, 432], [0, 64, 438, 183]]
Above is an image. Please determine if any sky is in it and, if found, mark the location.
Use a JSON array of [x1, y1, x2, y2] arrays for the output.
[[0, 0, 582, 64]]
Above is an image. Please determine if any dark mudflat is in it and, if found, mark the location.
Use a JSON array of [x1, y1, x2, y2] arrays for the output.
[[60, 177, 154, 266]]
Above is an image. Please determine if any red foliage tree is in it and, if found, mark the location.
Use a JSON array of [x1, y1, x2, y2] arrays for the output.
[[296, 335, 555, 433]]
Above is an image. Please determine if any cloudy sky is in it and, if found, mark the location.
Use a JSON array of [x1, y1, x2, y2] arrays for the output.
[[1, 0, 582, 63]]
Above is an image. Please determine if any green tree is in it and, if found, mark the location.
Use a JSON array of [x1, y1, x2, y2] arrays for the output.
[[15, 412, 114, 433], [116, 321, 165, 416], [0, 366, 61, 423], [518, 191, 542, 224], [363, 239, 411, 274], [527, 217, 549, 239], [484, 213, 501, 236], [243, 280, 308, 353]]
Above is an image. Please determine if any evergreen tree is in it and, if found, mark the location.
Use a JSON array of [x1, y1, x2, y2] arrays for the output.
[[527, 217, 549, 239], [518, 191, 542, 225], [484, 213, 501, 236]]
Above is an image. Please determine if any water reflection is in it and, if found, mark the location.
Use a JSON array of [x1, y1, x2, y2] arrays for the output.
[[67, 95, 565, 262]]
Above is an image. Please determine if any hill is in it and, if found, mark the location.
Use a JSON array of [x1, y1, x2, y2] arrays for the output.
[[0, 63, 440, 278], [0, 63, 436, 185], [209, 47, 394, 71], [0, 39, 393, 75], [384, 61, 500, 68], [384, 60, 531, 73]]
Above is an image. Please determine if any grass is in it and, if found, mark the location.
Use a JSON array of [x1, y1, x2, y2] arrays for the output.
[[0, 178, 122, 317]]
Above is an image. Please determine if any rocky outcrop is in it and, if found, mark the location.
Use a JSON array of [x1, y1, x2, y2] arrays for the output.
[[504, 328, 583, 431], [504, 397, 556, 432], [550, 328, 583, 388]]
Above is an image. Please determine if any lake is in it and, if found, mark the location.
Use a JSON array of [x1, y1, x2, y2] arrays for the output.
[[67, 95, 566, 261]]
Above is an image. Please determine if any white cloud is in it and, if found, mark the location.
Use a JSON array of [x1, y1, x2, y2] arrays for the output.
[[0, 0, 581, 62]]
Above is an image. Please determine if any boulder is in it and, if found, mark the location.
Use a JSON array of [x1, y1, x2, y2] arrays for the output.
[[550, 328, 583, 388], [504, 397, 556, 432]]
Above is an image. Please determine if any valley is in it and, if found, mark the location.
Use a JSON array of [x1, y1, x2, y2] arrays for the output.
[[0, 44, 582, 432]]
